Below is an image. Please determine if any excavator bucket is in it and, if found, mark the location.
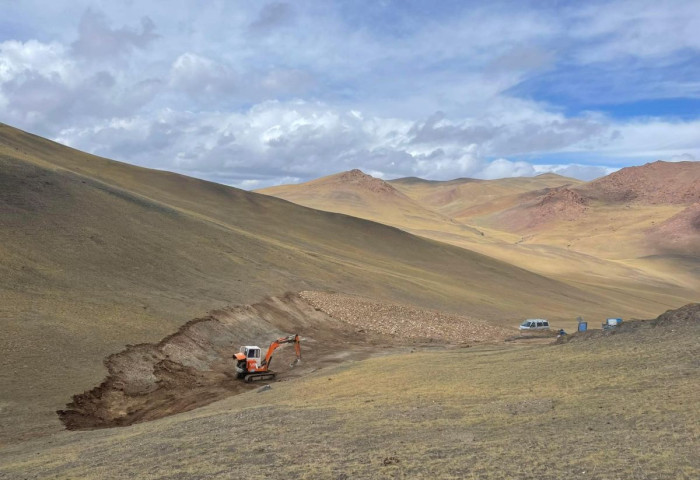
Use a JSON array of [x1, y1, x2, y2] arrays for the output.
[[289, 358, 301, 368]]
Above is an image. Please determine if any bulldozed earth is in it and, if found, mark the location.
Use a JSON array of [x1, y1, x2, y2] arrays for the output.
[[58, 292, 514, 430]]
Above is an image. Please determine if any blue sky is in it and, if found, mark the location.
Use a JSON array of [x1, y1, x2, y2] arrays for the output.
[[1, 0, 698, 187]]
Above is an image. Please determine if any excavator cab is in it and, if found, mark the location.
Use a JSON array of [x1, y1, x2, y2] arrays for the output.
[[243, 346, 261, 361], [238, 346, 262, 373]]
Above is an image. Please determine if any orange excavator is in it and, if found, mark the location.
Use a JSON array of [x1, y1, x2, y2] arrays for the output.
[[233, 334, 301, 382]]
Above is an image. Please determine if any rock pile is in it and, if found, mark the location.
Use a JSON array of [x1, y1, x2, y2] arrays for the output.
[[299, 291, 514, 343]]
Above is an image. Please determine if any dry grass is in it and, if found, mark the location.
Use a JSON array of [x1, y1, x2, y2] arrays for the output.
[[258, 170, 699, 319], [1, 313, 697, 479], [1, 123, 630, 444]]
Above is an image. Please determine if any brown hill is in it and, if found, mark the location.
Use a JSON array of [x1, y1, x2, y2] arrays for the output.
[[583, 160, 700, 204], [257, 169, 485, 239], [491, 187, 589, 231], [390, 173, 582, 220], [647, 203, 700, 255], [477, 162, 699, 234], [1, 122, 626, 444], [260, 167, 698, 318]]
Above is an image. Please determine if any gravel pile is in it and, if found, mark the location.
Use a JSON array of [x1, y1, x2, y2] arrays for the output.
[[300, 291, 514, 343]]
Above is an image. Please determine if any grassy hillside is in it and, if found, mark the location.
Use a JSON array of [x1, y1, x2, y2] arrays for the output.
[[0, 123, 622, 444], [390, 172, 583, 219], [1, 305, 697, 479], [258, 168, 698, 313], [258, 169, 485, 241]]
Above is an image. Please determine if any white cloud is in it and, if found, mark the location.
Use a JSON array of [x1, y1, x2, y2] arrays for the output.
[[169, 53, 236, 96], [0, 40, 75, 84], [533, 164, 617, 181], [479, 158, 536, 180], [569, 0, 700, 63], [669, 153, 696, 162], [1, 2, 698, 189], [71, 9, 158, 59]]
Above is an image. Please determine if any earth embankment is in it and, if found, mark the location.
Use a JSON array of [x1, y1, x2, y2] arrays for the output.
[[59, 292, 513, 429]]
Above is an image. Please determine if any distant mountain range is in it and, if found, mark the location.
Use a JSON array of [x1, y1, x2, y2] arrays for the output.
[[258, 160, 700, 314]]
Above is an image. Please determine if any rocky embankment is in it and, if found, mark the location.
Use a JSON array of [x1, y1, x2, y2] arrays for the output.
[[300, 291, 514, 343]]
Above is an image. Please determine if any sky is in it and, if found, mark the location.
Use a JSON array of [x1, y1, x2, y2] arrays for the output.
[[1, 0, 699, 188]]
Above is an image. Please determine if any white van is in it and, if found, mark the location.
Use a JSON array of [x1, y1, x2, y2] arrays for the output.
[[519, 319, 550, 331]]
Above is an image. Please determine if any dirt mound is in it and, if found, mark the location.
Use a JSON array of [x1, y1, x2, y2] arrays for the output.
[[300, 291, 514, 342], [651, 302, 700, 326], [556, 303, 699, 344], [58, 293, 382, 430], [647, 203, 700, 255], [584, 161, 700, 204], [58, 292, 510, 430]]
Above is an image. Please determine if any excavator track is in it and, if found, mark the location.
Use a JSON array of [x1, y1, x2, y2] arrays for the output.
[[244, 372, 277, 383]]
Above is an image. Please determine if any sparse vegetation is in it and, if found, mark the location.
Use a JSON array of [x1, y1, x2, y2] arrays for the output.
[[1, 307, 697, 479], [1, 124, 698, 479], [0, 123, 653, 445]]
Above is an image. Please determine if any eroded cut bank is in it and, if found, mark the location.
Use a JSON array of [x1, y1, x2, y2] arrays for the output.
[[59, 292, 514, 430]]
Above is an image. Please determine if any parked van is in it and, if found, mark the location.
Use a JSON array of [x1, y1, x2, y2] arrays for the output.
[[519, 319, 550, 331], [602, 318, 623, 330]]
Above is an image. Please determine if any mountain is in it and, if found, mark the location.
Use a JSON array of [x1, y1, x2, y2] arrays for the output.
[[390, 173, 582, 220], [261, 164, 699, 320], [0, 123, 625, 444], [647, 202, 700, 256], [481, 162, 700, 256], [583, 160, 700, 204]]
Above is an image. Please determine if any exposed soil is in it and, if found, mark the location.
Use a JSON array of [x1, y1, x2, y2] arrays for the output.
[[58, 292, 511, 430]]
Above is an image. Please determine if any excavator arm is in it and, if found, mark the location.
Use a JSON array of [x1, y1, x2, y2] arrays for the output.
[[261, 334, 301, 369]]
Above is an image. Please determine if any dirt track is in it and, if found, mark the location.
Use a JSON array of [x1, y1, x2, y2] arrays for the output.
[[59, 292, 514, 430]]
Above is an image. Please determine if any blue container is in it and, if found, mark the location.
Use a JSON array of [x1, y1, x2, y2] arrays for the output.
[[578, 322, 588, 332]]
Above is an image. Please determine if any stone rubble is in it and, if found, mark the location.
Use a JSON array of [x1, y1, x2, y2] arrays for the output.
[[299, 291, 514, 343]]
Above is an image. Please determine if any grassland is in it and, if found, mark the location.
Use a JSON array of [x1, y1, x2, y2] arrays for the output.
[[259, 169, 699, 317], [2, 122, 642, 444], [1, 307, 697, 479]]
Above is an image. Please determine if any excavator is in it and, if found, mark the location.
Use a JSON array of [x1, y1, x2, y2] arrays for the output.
[[233, 334, 301, 382]]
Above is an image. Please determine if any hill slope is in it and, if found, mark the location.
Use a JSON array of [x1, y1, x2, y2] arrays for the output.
[[260, 166, 698, 313], [390, 172, 582, 220], [0, 123, 625, 444], [583, 160, 700, 204], [257, 169, 485, 240], [2, 304, 697, 479]]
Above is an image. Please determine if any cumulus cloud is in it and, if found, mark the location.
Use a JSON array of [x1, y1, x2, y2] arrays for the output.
[[72, 9, 158, 59], [0, 43, 162, 131], [52, 100, 624, 187], [170, 53, 236, 97], [669, 153, 696, 162], [533, 164, 616, 181], [480, 158, 536, 179], [249, 2, 295, 32], [2, 2, 698, 189]]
